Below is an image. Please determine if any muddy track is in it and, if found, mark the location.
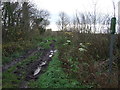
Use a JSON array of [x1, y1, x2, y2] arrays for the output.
[[20, 41, 56, 88], [9, 40, 56, 88], [2, 47, 42, 72]]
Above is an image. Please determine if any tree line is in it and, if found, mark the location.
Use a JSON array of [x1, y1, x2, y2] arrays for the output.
[[2, 1, 50, 43], [56, 11, 111, 33]]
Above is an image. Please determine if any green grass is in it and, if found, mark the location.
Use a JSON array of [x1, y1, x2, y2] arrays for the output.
[[2, 36, 56, 88], [2, 66, 20, 88], [2, 36, 55, 65], [2, 35, 94, 88], [2, 50, 43, 88], [2, 51, 25, 65], [37, 41, 51, 49], [2, 33, 119, 88], [28, 52, 90, 88], [2, 73, 20, 88]]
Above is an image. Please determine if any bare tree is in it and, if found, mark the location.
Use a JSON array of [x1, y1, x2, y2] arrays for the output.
[[72, 11, 81, 32], [56, 12, 70, 31], [72, 12, 92, 33], [93, 2, 97, 33]]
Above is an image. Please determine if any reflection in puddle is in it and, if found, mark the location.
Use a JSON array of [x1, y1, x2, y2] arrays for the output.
[[34, 67, 41, 76], [33, 49, 57, 76]]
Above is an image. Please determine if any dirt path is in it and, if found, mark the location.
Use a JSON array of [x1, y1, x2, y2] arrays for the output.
[[5, 40, 56, 88], [2, 40, 56, 88], [2, 47, 41, 72], [19, 40, 56, 88]]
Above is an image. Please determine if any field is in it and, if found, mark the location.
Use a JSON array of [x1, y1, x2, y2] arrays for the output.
[[2, 31, 119, 88]]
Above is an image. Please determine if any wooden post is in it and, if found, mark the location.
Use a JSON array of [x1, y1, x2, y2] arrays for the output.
[[109, 17, 116, 83], [118, 1, 120, 33]]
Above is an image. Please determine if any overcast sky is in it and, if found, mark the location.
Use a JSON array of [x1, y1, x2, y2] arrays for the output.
[[30, 0, 119, 30]]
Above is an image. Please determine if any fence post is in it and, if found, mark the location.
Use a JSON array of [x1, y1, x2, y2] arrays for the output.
[[108, 17, 116, 83], [118, 1, 120, 33]]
